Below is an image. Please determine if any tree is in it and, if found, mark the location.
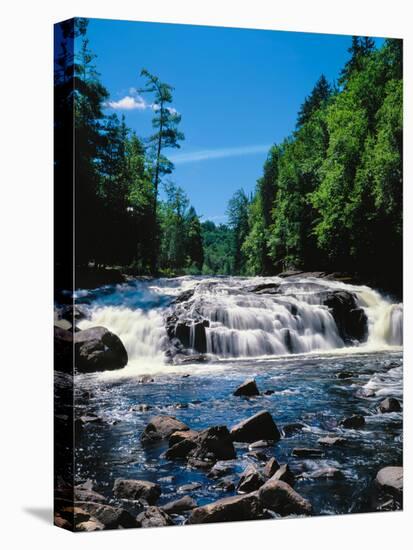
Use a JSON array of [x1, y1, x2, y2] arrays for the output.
[[227, 189, 250, 274], [296, 75, 332, 128], [185, 206, 204, 271], [339, 36, 376, 86], [138, 69, 184, 217]]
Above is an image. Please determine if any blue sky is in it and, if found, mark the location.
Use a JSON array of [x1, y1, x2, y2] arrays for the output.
[[86, 19, 383, 223]]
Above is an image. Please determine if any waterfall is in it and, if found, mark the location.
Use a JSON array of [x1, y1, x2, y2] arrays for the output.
[[75, 276, 402, 368]]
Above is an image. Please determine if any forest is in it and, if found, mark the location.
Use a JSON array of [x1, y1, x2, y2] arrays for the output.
[[55, 20, 402, 294]]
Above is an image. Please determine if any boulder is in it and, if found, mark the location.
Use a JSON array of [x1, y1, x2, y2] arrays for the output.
[[113, 479, 161, 504], [136, 507, 174, 528], [317, 436, 346, 447], [375, 466, 403, 498], [207, 461, 234, 479], [141, 415, 189, 443], [291, 448, 323, 458], [257, 479, 312, 516], [188, 493, 263, 524], [310, 467, 344, 480], [233, 378, 260, 397], [169, 429, 199, 447], [76, 502, 139, 529], [378, 397, 402, 413], [339, 414, 365, 429], [231, 411, 281, 443], [270, 464, 295, 486], [165, 437, 198, 460], [161, 496, 197, 514], [74, 326, 128, 373], [323, 290, 367, 343], [185, 426, 236, 465], [263, 457, 280, 478], [237, 465, 266, 493]]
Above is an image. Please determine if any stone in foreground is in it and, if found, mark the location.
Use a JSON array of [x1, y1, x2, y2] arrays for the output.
[[75, 502, 139, 529], [136, 507, 174, 528], [74, 326, 128, 373], [233, 378, 260, 397], [375, 466, 403, 497], [113, 479, 161, 504], [161, 496, 197, 514], [141, 415, 189, 443], [257, 479, 312, 516], [231, 410, 281, 443], [237, 465, 266, 494], [188, 493, 263, 524]]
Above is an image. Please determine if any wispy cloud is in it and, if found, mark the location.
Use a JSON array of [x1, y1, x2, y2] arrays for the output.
[[169, 144, 271, 165]]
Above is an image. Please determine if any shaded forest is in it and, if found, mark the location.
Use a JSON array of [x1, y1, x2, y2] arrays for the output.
[[55, 20, 402, 294]]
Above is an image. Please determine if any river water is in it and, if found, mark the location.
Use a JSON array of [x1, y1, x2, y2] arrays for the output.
[[73, 276, 403, 519]]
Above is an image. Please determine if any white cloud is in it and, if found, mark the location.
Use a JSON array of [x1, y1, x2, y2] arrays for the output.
[[169, 144, 271, 165], [106, 95, 148, 110]]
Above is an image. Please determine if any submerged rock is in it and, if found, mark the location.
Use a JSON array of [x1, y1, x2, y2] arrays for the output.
[[231, 410, 281, 443], [257, 479, 312, 516], [282, 422, 305, 437], [233, 378, 260, 397], [113, 479, 161, 504], [136, 507, 174, 528], [74, 326, 128, 373], [141, 415, 189, 443], [339, 414, 366, 429], [188, 493, 263, 524], [378, 397, 402, 413]]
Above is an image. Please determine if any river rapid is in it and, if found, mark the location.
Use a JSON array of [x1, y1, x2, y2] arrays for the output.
[[73, 275, 403, 519]]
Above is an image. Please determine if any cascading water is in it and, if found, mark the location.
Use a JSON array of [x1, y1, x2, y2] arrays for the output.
[[76, 275, 402, 372]]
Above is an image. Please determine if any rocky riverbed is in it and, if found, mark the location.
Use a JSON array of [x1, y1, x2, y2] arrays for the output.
[[54, 275, 403, 530]]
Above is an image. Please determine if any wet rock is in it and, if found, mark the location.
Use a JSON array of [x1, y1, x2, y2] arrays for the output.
[[378, 397, 402, 413], [257, 479, 312, 516], [74, 326, 128, 373], [171, 288, 196, 304], [169, 429, 199, 447], [113, 479, 161, 504], [310, 467, 344, 480], [248, 440, 272, 450], [263, 390, 275, 395], [136, 506, 174, 528], [247, 450, 269, 462], [208, 461, 234, 479], [173, 354, 210, 364], [375, 466, 403, 498], [215, 476, 236, 492], [250, 282, 280, 294], [188, 493, 263, 524], [231, 410, 281, 443], [161, 496, 197, 514], [130, 403, 152, 412], [270, 464, 295, 486], [317, 436, 346, 447], [141, 415, 189, 443], [76, 502, 139, 529], [263, 457, 280, 478], [291, 448, 323, 458], [165, 437, 198, 460], [339, 414, 365, 429], [188, 426, 237, 463], [323, 290, 368, 343], [187, 457, 213, 470], [178, 482, 202, 493], [282, 422, 305, 437], [233, 378, 260, 397], [137, 375, 154, 384], [237, 465, 266, 493]]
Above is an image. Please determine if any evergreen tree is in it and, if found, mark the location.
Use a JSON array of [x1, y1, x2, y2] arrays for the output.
[[227, 189, 250, 274], [185, 206, 204, 271], [296, 75, 332, 128]]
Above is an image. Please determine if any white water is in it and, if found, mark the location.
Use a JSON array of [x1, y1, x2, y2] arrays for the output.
[[77, 276, 402, 374]]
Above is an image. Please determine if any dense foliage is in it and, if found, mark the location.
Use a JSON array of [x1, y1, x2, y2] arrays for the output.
[[236, 37, 402, 293], [55, 19, 202, 276], [56, 22, 402, 292]]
